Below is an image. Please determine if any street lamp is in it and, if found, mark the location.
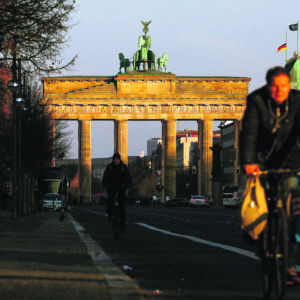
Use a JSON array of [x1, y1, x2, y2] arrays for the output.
[[7, 80, 21, 91], [7, 53, 24, 219]]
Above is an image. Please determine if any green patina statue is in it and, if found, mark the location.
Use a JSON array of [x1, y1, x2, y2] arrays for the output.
[[119, 53, 131, 73], [118, 21, 168, 73], [133, 20, 156, 71], [157, 53, 167, 72]]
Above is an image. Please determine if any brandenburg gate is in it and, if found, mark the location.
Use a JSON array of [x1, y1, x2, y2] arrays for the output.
[[41, 22, 250, 204]]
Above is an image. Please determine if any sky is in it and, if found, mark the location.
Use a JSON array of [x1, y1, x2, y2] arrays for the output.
[[56, 0, 300, 159]]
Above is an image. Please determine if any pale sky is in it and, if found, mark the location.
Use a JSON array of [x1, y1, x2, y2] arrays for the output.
[[57, 0, 300, 158]]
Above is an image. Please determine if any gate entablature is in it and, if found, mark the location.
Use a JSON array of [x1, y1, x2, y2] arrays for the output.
[[42, 73, 250, 121], [45, 102, 246, 121], [42, 74, 250, 98]]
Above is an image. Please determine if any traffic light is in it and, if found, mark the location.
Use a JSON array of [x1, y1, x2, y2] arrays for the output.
[[192, 166, 196, 174], [156, 184, 163, 191]]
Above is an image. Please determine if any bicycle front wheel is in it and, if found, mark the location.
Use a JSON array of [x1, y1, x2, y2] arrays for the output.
[[262, 219, 272, 299], [273, 209, 288, 300], [114, 219, 119, 239], [262, 208, 288, 300]]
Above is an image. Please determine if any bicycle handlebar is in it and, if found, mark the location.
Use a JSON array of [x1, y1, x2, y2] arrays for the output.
[[254, 168, 300, 176]]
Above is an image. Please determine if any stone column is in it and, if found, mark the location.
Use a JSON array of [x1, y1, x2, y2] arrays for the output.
[[114, 120, 128, 165], [163, 119, 177, 198], [197, 120, 203, 195], [198, 119, 213, 196], [233, 119, 240, 187], [50, 119, 56, 166], [161, 120, 166, 202], [78, 119, 91, 204]]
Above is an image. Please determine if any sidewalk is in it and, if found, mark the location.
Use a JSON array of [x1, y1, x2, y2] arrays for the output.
[[0, 209, 143, 300]]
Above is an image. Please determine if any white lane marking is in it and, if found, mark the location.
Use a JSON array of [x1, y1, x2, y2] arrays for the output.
[[86, 209, 300, 271], [87, 209, 256, 259], [135, 222, 258, 260]]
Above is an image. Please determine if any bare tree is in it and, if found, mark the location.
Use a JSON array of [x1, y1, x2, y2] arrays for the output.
[[0, 0, 77, 75], [0, 0, 76, 164], [0, 1, 77, 215], [55, 120, 73, 161]]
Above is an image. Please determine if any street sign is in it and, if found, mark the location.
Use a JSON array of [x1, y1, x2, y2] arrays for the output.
[[156, 170, 162, 176]]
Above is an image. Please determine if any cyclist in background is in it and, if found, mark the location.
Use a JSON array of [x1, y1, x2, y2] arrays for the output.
[[240, 66, 300, 285], [102, 153, 132, 232]]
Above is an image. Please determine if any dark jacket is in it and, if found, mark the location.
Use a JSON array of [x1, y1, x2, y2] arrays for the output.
[[102, 160, 132, 189], [240, 86, 300, 169]]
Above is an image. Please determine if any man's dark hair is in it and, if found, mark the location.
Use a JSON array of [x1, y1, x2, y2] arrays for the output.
[[266, 66, 290, 85], [112, 152, 121, 160]]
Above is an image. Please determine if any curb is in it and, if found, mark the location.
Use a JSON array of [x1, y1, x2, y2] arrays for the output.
[[69, 213, 144, 300]]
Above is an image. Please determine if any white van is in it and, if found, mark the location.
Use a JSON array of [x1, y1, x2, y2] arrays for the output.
[[223, 189, 244, 208]]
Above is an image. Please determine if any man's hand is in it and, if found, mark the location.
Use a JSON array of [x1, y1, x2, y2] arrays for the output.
[[244, 164, 260, 176]]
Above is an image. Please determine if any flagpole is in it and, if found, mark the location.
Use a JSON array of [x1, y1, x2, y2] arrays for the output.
[[286, 29, 288, 62], [297, 22, 299, 57]]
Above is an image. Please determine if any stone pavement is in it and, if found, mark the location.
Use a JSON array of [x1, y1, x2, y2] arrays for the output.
[[0, 209, 143, 300]]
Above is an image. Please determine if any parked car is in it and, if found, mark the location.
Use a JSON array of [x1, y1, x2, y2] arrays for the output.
[[165, 198, 189, 207], [223, 189, 244, 208], [42, 193, 62, 210], [189, 195, 210, 208]]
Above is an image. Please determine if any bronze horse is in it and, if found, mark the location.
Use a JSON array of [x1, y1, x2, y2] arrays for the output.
[[119, 53, 131, 73]]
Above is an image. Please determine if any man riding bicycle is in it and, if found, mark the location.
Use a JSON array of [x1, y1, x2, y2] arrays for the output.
[[240, 66, 300, 285], [102, 153, 132, 232]]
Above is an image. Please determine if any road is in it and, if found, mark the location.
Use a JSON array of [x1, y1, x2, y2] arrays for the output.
[[71, 205, 300, 300]]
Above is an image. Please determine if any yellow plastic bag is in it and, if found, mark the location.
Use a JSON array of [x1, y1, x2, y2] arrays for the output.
[[240, 175, 268, 240]]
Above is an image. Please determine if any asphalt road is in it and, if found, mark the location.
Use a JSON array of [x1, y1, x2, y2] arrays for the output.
[[71, 205, 300, 300]]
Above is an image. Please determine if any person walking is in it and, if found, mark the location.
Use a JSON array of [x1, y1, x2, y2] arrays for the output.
[[102, 153, 132, 232], [240, 66, 300, 285], [152, 194, 157, 207]]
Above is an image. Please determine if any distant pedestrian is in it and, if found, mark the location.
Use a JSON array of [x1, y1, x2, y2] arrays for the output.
[[152, 194, 157, 206]]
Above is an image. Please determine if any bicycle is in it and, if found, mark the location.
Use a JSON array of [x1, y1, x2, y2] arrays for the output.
[[59, 202, 65, 222], [258, 168, 299, 300], [107, 185, 127, 240], [111, 196, 120, 240]]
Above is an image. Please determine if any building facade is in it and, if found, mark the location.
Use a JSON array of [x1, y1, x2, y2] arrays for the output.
[[147, 138, 162, 156]]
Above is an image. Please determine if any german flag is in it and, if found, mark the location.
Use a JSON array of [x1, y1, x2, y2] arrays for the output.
[[277, 43, 287, 52]]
